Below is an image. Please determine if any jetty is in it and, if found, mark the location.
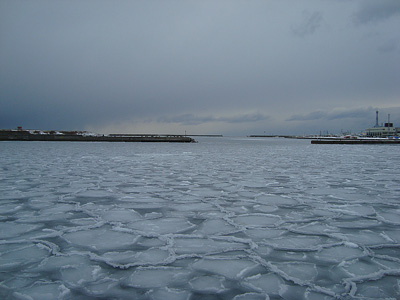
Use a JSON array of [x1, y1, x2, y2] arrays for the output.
[[312, 111, 400, 144], [311, 138, 400, 144], [0, 129, 196, 143], [248, 135, 297, 138]]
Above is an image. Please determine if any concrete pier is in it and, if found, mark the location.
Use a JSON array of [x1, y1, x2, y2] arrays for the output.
[[311, 138, 400, 144], [0, 130, 196, 143]]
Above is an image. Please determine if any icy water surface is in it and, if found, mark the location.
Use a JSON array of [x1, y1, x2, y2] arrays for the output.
[[1, 137, 400, 300]]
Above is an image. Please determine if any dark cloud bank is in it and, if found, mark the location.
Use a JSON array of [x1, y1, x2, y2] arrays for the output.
[[1, 0, 399, 135]]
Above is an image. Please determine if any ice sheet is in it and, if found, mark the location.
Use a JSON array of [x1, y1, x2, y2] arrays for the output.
[[127, 217, 195, 235], [192, 258, 258, 279], [1, 138, 399, 299], [173, 237, 248, 254], [98, 248, 170, 267], [233, 214, 281, 228], [189, 275, 226, 293], [63, 227, 139, 251], [243, 273, 286, 296], [127, 267, 191, 288]]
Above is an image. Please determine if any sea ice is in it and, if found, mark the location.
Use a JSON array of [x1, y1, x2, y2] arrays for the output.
[[304, 288, 338, 300], [192, 258, 258, 279], [278, 285, 309, 300], [253, 204, 279, 213], [37, 254, 89, 272], [339, 205, 376, 217], [60, 264, 104, 287], [315, 245, 365, 263], [0, 276, 36, 292], [69, 217, 98, 226], [136, 237, 166, 247], [144, 212, 163, 219], [146, 287, 191, 300], [254, 245, 273, 256], [100, 248, 170, 266], [332, 219, 381, 229], [1, 137, 399, 299], [353, 276, 400, 299], [173, 237, 248, 255], [173, 202, 216, 212], [13, 282, 70, 300], [63, 227, 138, 251], [100, 208, 143, 223], [233, 292, 269, 300], [197, 211, 227, 219], [243, 273, 286, 296], [233, 214, 281, 228], [245, 228, 286, 240], [0, 222, 42, 239], [127, 267, 191, 288], [189, 275, 226, 293], [373, 257, 400, 270], [272, 262, 318, 282], [291, 222, 338, 236], [191, 187, 224, 198], [17, 211, 74, 223], [0, 243, 49, 271], [377, 211, 400, 225], [0, 202, 23, 214], [341, 230, 393, 246], [339, 258, 383, 277], [128, 218, 195, 235], [76, 189, 116, 199], [225, 205, 252, 214], [256, 195, 298, 206], [194, 219, 237, 236], [382, 230, 400, 243], [311, 208, 338, 218], [37, 203, 76, 215], [267, 236, 325, 251], [82, 279, 125, 298]]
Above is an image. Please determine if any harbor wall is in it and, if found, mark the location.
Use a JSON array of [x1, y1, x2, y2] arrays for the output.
[[0, 130, 196, 143]]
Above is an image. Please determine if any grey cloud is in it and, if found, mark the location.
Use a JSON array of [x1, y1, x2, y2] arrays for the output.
[[1, 1, 399, 135], [285, 107, 400, 136], [353, 0, 400, 25], [326, 108, 378, 121], [158, 113, 269, 126], [220, 113, 270, 124], [287, 107, 376, 122], [157, 114, 214, 126], [377, 39, 399, 53], [287, 111, 326, 121], [292, 11, 324, 37]]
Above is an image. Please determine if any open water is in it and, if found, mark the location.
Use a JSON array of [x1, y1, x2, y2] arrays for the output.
[[0, 137, 400, 300]]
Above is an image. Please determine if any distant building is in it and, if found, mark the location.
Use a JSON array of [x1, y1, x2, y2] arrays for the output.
[[365, 111, 399, 137], [365, 124, 398, 137]]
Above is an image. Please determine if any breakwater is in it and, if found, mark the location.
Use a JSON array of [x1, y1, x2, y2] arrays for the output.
[[0, 130, 196, 143], [248, 135, 297, 138], [311, 138, 400, 144]]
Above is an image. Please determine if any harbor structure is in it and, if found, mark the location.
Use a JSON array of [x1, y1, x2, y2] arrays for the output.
[[311, 111, 400, 144], [0, 129, 196, 143], [365, 111, 399, 137]]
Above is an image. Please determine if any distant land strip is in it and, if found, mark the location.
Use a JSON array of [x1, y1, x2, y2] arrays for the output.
[[0, 129, 196, 143], [248, 135, 297, 138], [110, 134, 223, 137]]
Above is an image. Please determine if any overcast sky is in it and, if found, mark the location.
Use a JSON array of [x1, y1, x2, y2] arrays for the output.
[[1, 0, 399, 135]]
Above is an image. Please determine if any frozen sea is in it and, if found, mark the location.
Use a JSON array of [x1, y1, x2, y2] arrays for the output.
[[1, 137, 400, 300]]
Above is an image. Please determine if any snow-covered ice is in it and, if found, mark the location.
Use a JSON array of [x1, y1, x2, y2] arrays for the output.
[[1, 137, 400, 299]]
